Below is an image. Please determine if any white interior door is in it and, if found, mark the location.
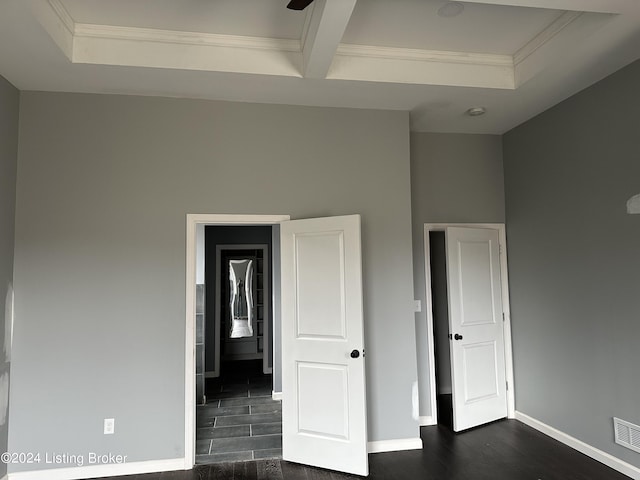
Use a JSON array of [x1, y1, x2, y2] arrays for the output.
[[280, 214, 368, 476], [445, 226, 507, 432]]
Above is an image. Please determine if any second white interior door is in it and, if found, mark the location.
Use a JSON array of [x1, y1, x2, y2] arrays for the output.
[[445, 226, 508, 432]]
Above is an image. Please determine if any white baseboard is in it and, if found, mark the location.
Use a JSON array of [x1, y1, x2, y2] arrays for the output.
[[516, 411, 640, 480], [1, 473, 8, 480], [367, 437, 423, 453], [418, 416, 435, 426], [272, 391, 282, 401], [8, 458, 184, 480]]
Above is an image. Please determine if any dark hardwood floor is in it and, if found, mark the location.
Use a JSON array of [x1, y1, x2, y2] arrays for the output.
[[89, 420, 630, 480]]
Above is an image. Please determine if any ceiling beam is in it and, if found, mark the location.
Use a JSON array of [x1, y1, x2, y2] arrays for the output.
[[462, 0, 634, 14], [71, 25, 303, 78], [302, 0, 357, 79], [329, 45, 516, 90]]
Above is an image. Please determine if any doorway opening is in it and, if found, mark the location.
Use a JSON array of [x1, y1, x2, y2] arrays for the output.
[[185, 214, 290, 469], [195, 226, 282, 464], [428, 231, 454, 430], [197, 226, 282, 463], [424, 224, 516, 432], [186, 213, 369, 476]]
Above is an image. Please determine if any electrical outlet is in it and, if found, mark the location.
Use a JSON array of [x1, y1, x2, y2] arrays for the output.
[[104, 418, 115, 435]]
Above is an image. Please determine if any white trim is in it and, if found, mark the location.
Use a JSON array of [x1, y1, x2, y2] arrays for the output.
[[423, 223, 516, 425], [71, 27, 302, 77], [26, 0, 74, 59], [185, 217, 197, 469], [48, 0, 75, 35], [7, 458, 184, 480], [74, 24, 301, 52], [329, 48, 515, 89], [332, 43, 515, 89], [301, 0, 357, 79], [1, 473, 8, 480], [31, 0, 630, 90], [462, 0, 632, 14], [272, 391, 283, 401], [513, 11, 583, 66], [419, 416, 436, 426], [367, 438, 423, 454], [299, 2, 315, 54], [188, 214, 290, 225], [515, 412, 640, 480], [336, 44, 512, 67], [185, 214, 290, 469]]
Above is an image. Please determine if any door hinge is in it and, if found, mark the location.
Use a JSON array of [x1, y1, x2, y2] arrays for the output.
[[502, 312, 505, 322], [499, 244, 503, 254], [506, 381, 509, 391]]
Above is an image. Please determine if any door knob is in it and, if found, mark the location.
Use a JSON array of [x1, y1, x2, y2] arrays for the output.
[[454, 334, 463, 341], [350, 349, 360, 358]]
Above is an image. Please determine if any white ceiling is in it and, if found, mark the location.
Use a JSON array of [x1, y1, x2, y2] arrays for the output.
[[1, 0, 639, 134], [62, 0, 308, 39], [343, 0, 562, 54]]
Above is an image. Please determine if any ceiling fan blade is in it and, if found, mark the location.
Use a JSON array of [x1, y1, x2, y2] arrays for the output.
[[287, 0, 314, 10]]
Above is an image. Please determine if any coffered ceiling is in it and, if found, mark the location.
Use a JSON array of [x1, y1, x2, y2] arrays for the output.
[[0, 0, 639, 133]]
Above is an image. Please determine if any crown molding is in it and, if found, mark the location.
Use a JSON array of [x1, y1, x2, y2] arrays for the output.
[[463, 0, 632, 14], [513, 10, 614, 88], [331, 43, 515, 89], [328, 53, 515, 89], [337, 43, 513, 67], [73, 24, 302, 53], [48, 0, 74, 35], [514, 11, 583, 66], [31, 0, 620, 91], [27, 0, 74, 59]]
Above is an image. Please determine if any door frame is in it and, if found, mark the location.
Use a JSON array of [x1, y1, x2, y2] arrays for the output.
[[423, 223, 515, 426], [184, 214, 290, 469]]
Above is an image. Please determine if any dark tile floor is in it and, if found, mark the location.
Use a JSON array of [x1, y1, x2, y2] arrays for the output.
[[196, 360, 282, 464]]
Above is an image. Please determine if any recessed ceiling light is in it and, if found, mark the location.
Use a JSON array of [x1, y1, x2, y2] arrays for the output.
[[466, 107, 487, 117], [438, 2, 465, 18]]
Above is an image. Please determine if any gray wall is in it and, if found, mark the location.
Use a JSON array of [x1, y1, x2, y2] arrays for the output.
[[504, 59, 640, 468], [410, 133, 505, 417], [0, 75, 19, 480], [10, 92, 418, 472]]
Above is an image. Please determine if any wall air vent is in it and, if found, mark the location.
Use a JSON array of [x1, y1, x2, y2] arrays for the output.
[[613, 417, 640, 454]]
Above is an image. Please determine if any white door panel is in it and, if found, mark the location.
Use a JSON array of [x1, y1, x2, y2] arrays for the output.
[[281, 215, 368, 476], [446, 226, 507, 432], [294, 231, 346, 339]]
